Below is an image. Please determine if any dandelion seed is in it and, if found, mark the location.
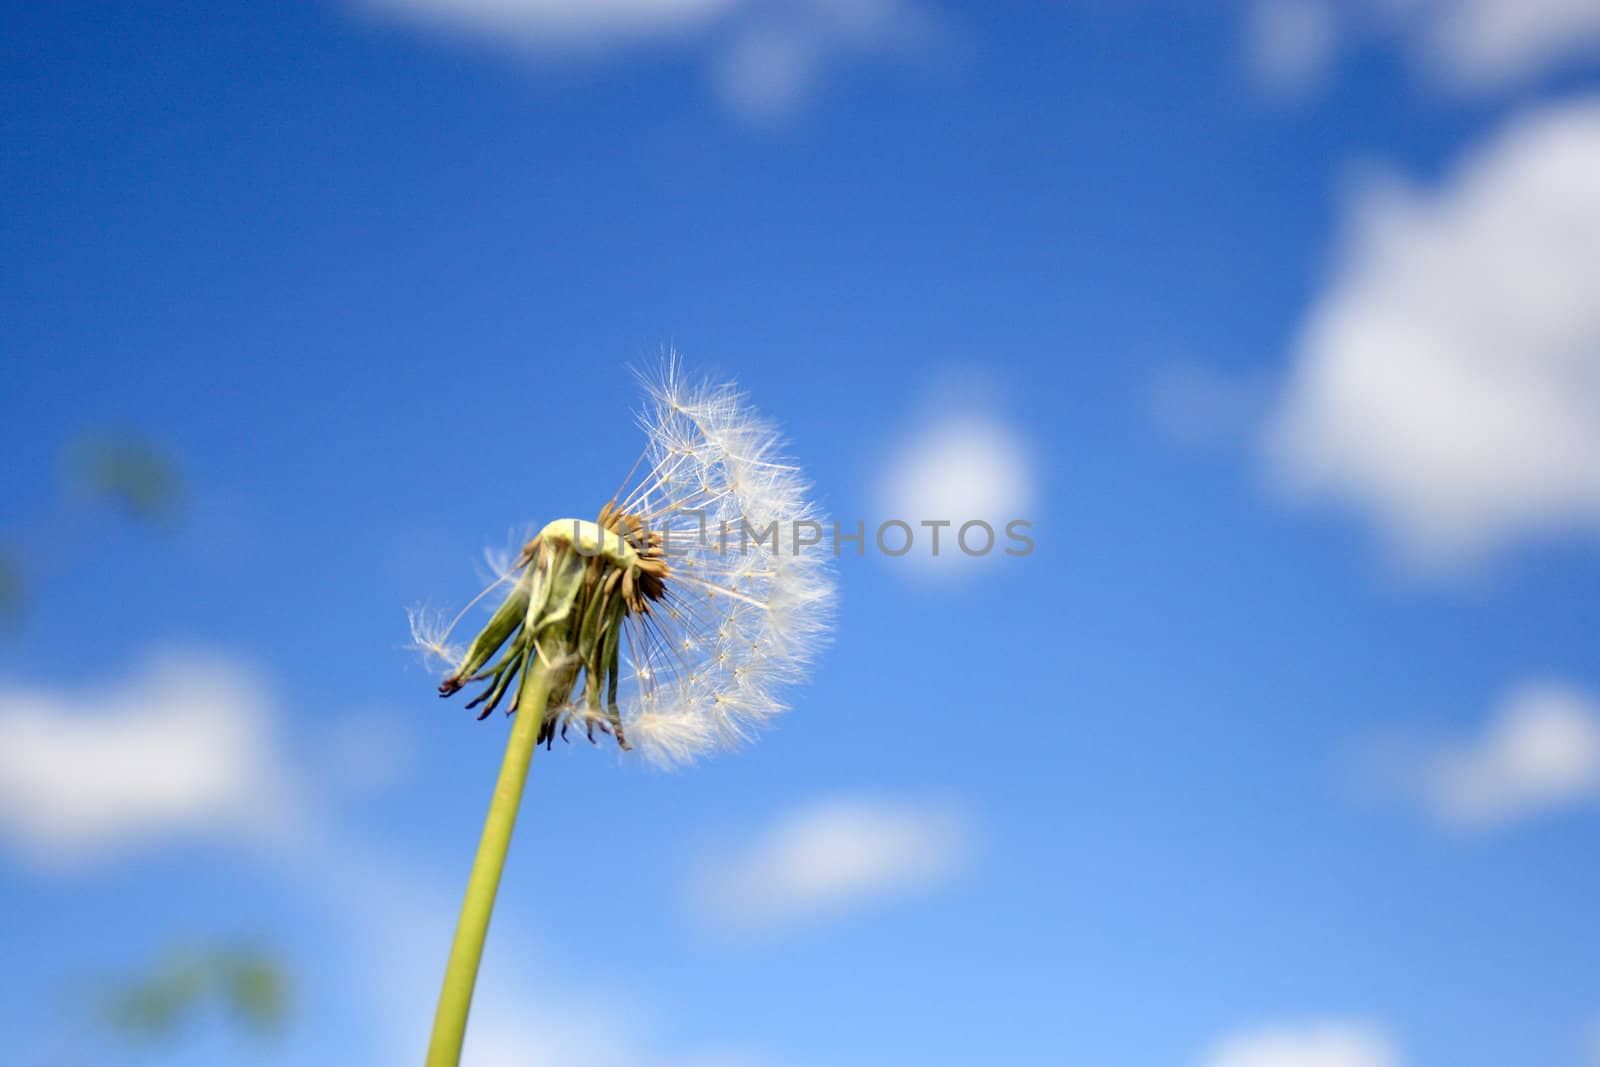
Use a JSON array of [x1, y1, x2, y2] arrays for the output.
[[405, 605, 464, 669]]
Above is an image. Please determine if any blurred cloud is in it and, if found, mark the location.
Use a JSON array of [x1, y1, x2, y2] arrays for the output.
[[466, 1001, 780, 1067], [875, 403, 1036, 579], [354, 0, 736, 47], [1407, 0, 1600, 93], [692, 793, 971, 934], [1239, 1, 1600, 97], [1196, 1021, 1403, 1067], [711, 0, 930, 121], [0, 650, 300, 869], [464, 989, 654, 1067], [1264, 98, 1600, 568], [1397, 681, 1600, 831], [1243, 0, 1338, 98], [352, 0, 933, 120], [319, 845, 794, 1067], [303, 842, 641, 1066]]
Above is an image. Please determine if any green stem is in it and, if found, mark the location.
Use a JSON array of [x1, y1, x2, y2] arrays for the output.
[[425, 661, 552, 1067]]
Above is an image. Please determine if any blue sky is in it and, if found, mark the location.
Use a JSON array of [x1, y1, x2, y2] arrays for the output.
[[4, 2, 1600, 1066]]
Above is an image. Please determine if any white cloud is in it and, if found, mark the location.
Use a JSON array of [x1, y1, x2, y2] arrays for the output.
[[1406, 0, 1600, 93], [0, 650, 300, 869], [1412, 681, 1600, 830], [466, 1005, 772, 1067], [692, 794, 971, 934], [353, 0, 931, 119], [356, 0, 737, 47], [465, 993, 650, 1067], [1264, 98, 1600, 567], [1244, 0, 1339, 97], [1197, 1021, 1404, 1067], [876, 405, 1036, 577], [310, 844, 653, 1066], [1240, 1, 1600, 97], [311, 841, 794, 1067], [713, 0, 929, 120]]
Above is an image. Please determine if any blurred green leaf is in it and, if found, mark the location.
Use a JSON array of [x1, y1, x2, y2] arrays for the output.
[[97, 945, 291, 1046], [101, 959, 207, 1039], [220, 951, 290, 1035], [0, 550, 22, 629], [65, 432, 185, 523]]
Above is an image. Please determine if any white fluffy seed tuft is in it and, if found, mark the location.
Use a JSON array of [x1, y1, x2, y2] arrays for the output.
[[608, 355, 835, 765], [419, 355, 835, 767]]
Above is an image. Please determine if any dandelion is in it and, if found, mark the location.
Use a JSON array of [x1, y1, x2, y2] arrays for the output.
[[421, 357, 834, 1066]]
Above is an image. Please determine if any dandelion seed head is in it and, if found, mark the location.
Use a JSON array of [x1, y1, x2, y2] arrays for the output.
[[420, 353, 835, 767]]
